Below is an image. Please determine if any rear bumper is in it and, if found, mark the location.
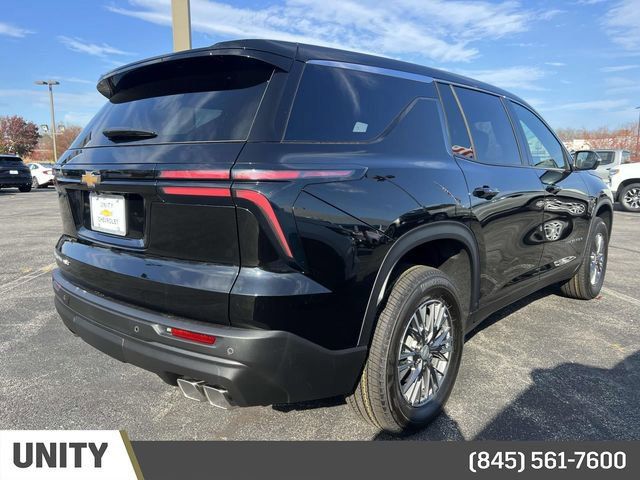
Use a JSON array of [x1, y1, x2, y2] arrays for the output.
[[0, 175, 31, 186], [52, 269, 367, 407]]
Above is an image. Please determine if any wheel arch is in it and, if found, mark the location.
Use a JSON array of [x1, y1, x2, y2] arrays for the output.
[[595, 200, 613, 236], [357, 221, 480, 348], [580, 196, 614, 261], [616, 178, 640, 204]]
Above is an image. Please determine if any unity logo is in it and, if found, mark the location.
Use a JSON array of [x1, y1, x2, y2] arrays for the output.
[[13, 442, 108, 469]]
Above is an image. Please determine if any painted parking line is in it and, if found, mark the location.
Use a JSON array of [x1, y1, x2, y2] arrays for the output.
[[601, 287, 640, 308], [0, 262, 56, 295]]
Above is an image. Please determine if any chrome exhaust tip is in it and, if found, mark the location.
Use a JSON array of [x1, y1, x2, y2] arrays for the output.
[[203, 385, 234, 410], [177, 378, 206, 402]]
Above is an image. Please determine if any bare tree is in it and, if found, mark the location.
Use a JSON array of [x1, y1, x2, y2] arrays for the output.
[[29, 125, 83, 162]]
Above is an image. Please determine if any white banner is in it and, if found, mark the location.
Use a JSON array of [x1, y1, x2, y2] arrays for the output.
[[0, 431, 141, 479]]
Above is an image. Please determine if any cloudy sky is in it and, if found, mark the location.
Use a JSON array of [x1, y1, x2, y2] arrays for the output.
[[0, 0, 639, 129]]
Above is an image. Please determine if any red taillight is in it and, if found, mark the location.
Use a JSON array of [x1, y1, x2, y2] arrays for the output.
[[169, 327, 216, 345], [159, 169, 230, 180], [161, 186, 231, 197], [235, 189, 293, 258], [232, 169, 356, 181], [44, 170, 52, 175]]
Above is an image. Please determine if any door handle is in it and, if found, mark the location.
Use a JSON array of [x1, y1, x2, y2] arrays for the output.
[[473, 185, 499, 200], [545, 185, 561, 194]]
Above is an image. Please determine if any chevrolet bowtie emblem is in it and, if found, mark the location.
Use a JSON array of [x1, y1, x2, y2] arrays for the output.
[[81, 171, 101, 188]]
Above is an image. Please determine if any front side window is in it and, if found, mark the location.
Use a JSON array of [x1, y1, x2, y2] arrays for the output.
[[454, 87, 522, 166], [285, 63, 435, 142], [510, 102, 567, 169]]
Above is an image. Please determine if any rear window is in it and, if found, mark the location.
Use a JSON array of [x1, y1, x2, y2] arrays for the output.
[[595, 151, 615, 165], [0, 156, 24, 165], [74, 56, 274, 147], [285, 63, 435, 142]]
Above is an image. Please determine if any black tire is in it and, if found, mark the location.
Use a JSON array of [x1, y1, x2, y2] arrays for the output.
[[618, 183, 640, 212], [560, 217, 608, 299], [32, 176, 39, 188], [348, 265, 464, 434], [18, 184, 32, 192]]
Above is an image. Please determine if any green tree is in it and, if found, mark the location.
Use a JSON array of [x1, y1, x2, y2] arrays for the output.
[[0, 115, 40, 157]]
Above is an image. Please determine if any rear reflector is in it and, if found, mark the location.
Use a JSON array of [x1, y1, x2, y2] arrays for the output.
[[161, 186, 231, 197], [235, 189, 293, 258], [169, 327, 216, 345], [233, 169, 356, 181], [159, 169, 230, 180]]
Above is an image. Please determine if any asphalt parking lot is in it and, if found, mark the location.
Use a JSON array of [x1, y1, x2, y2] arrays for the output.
[[1, 187, 638, 440]]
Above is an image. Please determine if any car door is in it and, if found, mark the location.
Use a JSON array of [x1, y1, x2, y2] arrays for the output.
[[507, 100, 591, 275], [438, 83, 546, 303]]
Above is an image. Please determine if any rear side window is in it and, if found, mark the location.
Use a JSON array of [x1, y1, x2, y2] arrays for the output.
[[454, 87, 522, 166], [438, 83, 474, 159], [622, 151, 631, 164], [285, 64, 434, 142], [510, 102, 567, 169], [595, 151, 615, 165], [73, 56, 274, 147]]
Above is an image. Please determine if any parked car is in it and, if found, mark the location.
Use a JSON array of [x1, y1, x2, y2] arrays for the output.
[[592, 149, 632, 181], [27, 162, 55, 188], [0, 154, 32, 192], [52, 39, 613, 434], [609, 162, 640, 212]]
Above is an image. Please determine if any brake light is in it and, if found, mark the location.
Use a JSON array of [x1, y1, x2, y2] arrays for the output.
[[235, 189, 293, 258], [161, 186, 231, 197], [168, 327, 216, 345], [232, 169, 356, 181], [159, 169, 230, 180]]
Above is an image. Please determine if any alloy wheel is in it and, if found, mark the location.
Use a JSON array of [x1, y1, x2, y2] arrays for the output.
[[397, 299, 453, 407], [623, 187, 640, 210], [589, 232, 605, 286]]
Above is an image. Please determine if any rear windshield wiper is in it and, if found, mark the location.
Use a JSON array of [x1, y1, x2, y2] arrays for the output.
[[102, 128, 157, 142]]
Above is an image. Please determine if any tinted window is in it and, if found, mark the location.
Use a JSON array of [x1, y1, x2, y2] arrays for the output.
[[438, 83, 473, 158], [286, 64, 434, 142], [595, 151, 615, 165], [73, 56, 273, 147], [454, 87, 521, 165], [510, 102, 567, 169], [622, 151, 631, 164], [0, 155, 24, 166]]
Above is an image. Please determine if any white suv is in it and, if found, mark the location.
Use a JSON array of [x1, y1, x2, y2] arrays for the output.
[[609, 162, 640, 212], [593, 149, 631, 181]]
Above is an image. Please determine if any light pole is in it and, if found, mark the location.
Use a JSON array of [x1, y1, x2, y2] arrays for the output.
[[635, 106, 640, 162], [171, 0, 192, 51], [34, 80, 60, 162]]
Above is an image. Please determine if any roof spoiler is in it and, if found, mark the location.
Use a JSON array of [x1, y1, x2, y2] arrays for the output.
[[96, 45, 295, 99]]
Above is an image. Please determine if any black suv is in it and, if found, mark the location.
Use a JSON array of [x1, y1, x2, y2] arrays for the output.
[[0, 154, 32, 192], [52, 40, 613, 434]]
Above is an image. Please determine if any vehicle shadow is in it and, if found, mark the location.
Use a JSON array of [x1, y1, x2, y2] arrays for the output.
[[465, 285, 559, 341], [0, 187, 55, 196], [272, 396, 346, 412], [374, 350, 640, 440]]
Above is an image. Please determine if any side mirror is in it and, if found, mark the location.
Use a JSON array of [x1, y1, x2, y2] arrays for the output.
[[573, 150, 601, 170]]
